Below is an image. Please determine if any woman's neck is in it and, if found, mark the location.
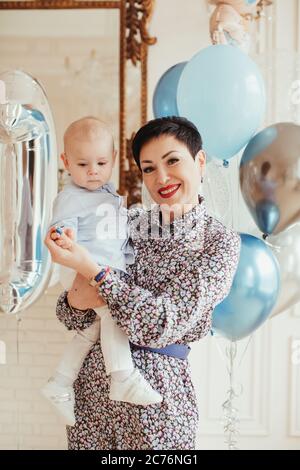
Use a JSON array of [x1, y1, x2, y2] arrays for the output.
[[160, 195, 200, 225]]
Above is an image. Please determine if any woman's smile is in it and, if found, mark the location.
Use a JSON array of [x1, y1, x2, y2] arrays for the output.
[[158, 183, 181, 198]]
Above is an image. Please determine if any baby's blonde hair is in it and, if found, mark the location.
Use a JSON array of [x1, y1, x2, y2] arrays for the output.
[[64, 116, 115, 153]]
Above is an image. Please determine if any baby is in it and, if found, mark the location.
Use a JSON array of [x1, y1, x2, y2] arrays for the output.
[[42, 117, 162, 425]]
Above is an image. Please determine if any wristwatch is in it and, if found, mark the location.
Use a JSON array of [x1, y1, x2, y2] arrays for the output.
[[89, 267, 110, 287]]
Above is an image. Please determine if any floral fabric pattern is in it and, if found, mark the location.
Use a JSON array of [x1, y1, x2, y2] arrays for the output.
[[56, 199, 241, 450]]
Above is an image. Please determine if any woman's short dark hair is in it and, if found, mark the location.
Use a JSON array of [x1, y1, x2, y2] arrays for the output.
[[132, 116, 202, 170]]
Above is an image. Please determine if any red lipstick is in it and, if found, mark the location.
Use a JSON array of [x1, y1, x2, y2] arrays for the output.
[[158, 184, 181, 199]]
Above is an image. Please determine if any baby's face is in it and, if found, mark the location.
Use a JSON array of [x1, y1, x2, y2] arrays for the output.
[[63, 136, 116, 191]]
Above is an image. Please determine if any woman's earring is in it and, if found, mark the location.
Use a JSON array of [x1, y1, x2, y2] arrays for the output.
[[201, 175, 204, 184]]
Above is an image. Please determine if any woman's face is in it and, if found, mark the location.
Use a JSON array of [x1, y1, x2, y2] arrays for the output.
[[140, 135, 205, 208]]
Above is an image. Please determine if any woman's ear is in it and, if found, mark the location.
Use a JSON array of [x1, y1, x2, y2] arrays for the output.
[[199, 150, 206, 166], [196, 150, 206, 169], [196, 150, 206, 183]]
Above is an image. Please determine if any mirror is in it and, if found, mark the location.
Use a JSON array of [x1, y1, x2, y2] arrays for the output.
[[0, 0, 156, 204]]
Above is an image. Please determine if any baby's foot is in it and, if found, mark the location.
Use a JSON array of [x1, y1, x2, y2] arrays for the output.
[[109, 369, 163, 406], [41, 378, 75, 426]]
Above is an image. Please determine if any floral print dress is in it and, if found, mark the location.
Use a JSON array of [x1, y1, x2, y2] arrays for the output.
[[56, 198, 241, 450]]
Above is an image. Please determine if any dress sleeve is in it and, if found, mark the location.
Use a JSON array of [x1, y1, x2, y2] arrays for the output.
[[98, 228, 241, 348], [56, 290, 97, 331]]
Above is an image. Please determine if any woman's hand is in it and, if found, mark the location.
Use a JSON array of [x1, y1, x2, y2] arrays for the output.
[[67, 273, 107, 310], [44, 228, 99, 279]]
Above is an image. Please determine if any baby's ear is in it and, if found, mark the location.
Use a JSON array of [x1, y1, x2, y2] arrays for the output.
[[60, 152, 69, 170]]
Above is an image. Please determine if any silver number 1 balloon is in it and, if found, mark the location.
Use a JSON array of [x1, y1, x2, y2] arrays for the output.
[[0, 70, 57, 314]]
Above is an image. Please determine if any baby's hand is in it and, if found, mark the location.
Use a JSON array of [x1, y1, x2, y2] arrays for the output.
[[50, 226, 75, 249]]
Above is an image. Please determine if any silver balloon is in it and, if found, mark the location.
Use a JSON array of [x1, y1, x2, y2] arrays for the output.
[[0, 70, 57, 314], [268, 223, 300, 317], [240, 122, 300, 236]]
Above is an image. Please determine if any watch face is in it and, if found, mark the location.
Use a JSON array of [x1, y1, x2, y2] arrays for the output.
[[89, 268, 108, 287], [95, 272, 103, 282], [95, 269, 106, 282]]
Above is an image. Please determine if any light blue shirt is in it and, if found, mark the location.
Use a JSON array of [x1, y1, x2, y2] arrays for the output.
[[50, 181, 134, 273]]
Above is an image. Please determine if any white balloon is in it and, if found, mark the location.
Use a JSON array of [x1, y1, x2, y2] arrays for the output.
[[268, 223, 300, 317], [202, 159, 232, 225]]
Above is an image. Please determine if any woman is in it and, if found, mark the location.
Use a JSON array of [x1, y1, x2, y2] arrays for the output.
[[45, 116, 241, 450]]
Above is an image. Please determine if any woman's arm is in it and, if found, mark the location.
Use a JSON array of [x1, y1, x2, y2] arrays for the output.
[[56, 290, 98, 331], [44, 230, 107, 328], [97, 228, 241, 348], [67, 273, 107, 310], [45, 225, 240, 346]]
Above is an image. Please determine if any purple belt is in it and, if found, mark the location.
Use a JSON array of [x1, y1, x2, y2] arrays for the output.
[[130, 342, 191, 360]]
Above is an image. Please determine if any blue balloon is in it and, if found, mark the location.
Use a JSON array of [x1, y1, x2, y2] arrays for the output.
[[177, 45, 265, 161], [153, 62, 187, 118], [212, 233, 280, 341], [253, 199, 280, 235]]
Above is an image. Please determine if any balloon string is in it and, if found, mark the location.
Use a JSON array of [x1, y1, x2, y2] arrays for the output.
[[222, 156, 247, 452], [222, 341, 240, 450], [207, 178, 217, 218], [214, 337, 232, 376], [215, 335, 252, 378], [237, 334, 253, 370], [263, 238, 281, 253], [214, 338, 253, 450], [16, 314, 21, 450], [236, 152, 241, 231], [228, 161, 235, 231]]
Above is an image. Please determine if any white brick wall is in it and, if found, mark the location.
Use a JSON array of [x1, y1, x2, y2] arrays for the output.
[[0, 284, 72, 450], [0, 26, 120, 450]]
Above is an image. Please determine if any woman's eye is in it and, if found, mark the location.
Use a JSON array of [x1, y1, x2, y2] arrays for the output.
[[142, 167, 154, 174], [168, 158, 179, 165]]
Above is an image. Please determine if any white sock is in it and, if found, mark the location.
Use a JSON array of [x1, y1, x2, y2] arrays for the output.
[[111, 369, 134, 383]]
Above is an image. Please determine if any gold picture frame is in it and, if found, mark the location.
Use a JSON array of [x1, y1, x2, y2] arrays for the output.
[[0, 0, 156, 204]]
